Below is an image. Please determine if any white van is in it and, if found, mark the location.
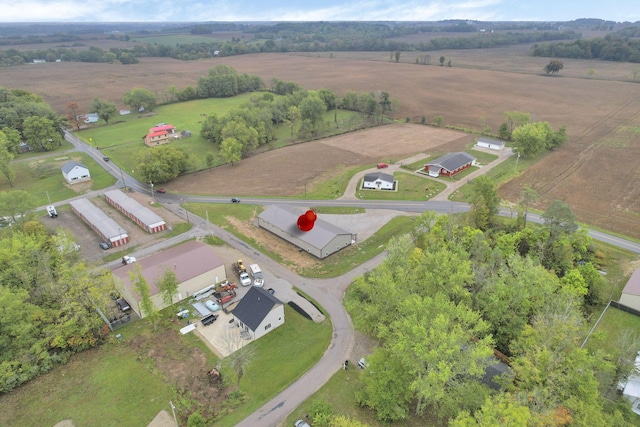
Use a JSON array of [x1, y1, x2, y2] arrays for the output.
[[249, 263, 264, 287]]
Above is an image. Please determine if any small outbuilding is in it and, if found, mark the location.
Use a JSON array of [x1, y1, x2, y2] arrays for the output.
[[424, 152, 476, 177], [362, 172, 395, 190], [258, 205, 354, 259], [476, 137, 506, 151], [232, 286, 285, 340], [620, 270, 640, 313], [61, 160, 91, 184]]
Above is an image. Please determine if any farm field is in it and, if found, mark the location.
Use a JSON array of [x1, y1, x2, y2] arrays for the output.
[[3, 51, 640, 237]]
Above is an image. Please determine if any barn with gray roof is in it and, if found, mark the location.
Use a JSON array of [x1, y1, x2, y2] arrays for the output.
[[69, 198, 129, 247], [258, 205, 354, 259], [424, 152, 476, 177], [104, 189, 167, 233]]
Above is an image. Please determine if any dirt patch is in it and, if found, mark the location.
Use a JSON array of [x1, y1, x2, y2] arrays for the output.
[[225, 215, 320, 271], [171, 123, 469, 198], [128, 326, 230, 424]]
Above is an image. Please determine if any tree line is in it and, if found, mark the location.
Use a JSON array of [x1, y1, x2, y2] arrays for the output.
[[343, 190, 636, 425], [532, 27, 640, 63]]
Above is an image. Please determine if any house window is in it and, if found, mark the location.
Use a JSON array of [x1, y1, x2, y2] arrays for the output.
[[264, 323, 271, 331]]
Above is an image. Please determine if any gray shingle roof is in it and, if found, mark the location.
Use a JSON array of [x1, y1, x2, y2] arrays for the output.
[[477, 137, 505, 147], [104, 189, 166, 229], [426, 152, 476, 173], [61, 160, 88, 174], [233, 287, 282, 331], [258, 205, 352, 250], [363, 172, 394, 183]]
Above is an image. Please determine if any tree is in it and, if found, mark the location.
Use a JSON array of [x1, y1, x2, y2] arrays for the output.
[[517, 186, 539, 228], [66, 102, 84, 130], [378, 92, 391, 124], [287, 106, 299, 138], [187, 412, 207, 427], [503, 111, 530, 139], [156, 267, 179, 306], [226, 341, 256, 389], [451, 394, 531, 427], [299, 93, 327, 134], [0, 133, 15, 187], [469, 175, 500, 231], [1, 127, 21, 154], [512, 122, 552, 158], [129, 265, 159, 328], [544, 59, 564, 74], [136, 144, 189, 184], [439, 55, 446, 66], [394, 51, 401, 63], [222, 119, 259, 155], [123, 88, 157, 113], [89, 97, 117, 124], [220, 137, 242, 165], [543, 200, 578, 239], [22, 116, 63, 151]]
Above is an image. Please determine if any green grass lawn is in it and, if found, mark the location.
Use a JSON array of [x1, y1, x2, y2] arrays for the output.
[[218, 305, 333, 426], [585, 306, 640, 358], [2, 151, 117, 206], [356, 172, 446, 201], [0, 304, 331, 427], [305, 165, 369, 199]]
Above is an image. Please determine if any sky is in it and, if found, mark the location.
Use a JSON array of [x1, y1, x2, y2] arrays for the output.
[[1, 0, 638, 23]]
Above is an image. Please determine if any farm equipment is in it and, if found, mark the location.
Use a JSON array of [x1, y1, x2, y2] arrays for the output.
[[217, 281, 237, 292], [232, 259, 252, 286], [214, 289, 237, 305]]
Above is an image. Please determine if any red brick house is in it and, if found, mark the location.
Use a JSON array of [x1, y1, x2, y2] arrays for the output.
[[424, 152, 476, 177]]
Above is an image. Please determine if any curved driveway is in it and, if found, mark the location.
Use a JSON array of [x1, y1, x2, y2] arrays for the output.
[[60, 131, 640, 426]]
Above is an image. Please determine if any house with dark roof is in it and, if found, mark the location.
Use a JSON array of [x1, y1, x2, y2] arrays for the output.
[[258, 205, 354, 259], [112, 240, 226, 318], [362, 172, 395, 190], [232, 286, 285, 340], [61, 160, 91, 184], [620, 269, 640, 312], [144, 124, 177, 147], [424, 152, 476, 177]]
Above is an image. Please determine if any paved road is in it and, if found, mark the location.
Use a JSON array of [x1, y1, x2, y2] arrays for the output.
[[54, 132, 640, 427]]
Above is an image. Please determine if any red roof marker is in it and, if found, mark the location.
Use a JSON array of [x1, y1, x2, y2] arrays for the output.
[[297, 209, 317, 232]]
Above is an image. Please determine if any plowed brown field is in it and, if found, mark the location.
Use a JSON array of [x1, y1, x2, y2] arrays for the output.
[[3, 52, 640, 237]]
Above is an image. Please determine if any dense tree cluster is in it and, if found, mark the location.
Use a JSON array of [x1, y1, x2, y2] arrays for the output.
[[345, 204, 630, 424], [532, 28, 640, 62], [0, 215, 114, 393], [0, 87, 65, 153]]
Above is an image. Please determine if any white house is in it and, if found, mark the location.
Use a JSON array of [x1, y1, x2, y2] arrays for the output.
[[476, 137, 506, 151], [61, 160, 91, 184], [232, 286, 285, 340], [620, 270, 640, 312], [362, 172, 395, 190]]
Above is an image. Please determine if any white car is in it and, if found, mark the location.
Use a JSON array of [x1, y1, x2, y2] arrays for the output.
[[253, 278, 264, 288], [47, 205, 58, 218], [239, 271, 252, 287], [122, 255, 136, 265], [294, 421, 311, 427]]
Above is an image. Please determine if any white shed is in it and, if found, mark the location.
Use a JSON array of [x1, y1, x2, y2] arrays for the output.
[[476, 137, 506, 151], [61, 160, 91, 184]]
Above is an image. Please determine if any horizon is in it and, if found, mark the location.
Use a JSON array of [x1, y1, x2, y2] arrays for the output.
[[1, 0, 638, 25]]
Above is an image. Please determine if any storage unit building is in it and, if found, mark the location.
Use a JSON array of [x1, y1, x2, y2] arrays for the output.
[[104, 189, 167, 233], [69, 198, 129, 247]]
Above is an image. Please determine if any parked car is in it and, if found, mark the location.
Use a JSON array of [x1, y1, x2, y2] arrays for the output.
[[294, 421, 311, 427], [358, 357, 369, 369], [122, 255, 136, 265], [99, 242, 110, 250], [103, 156, 109, 162], [377, 163, 389, 169], [231, 197, 241, 203], [116, 298, 131, 312], [156, 188, 166, 193]]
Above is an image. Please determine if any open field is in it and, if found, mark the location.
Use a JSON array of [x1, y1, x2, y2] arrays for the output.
[[3, 51, 640, 237]]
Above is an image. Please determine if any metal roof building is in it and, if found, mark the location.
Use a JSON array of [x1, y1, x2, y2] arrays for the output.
[[69, 198, 129, 247], [104, 189, 167, 233], [424, 152, 476, 177], [258, 205, 354, 259]]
